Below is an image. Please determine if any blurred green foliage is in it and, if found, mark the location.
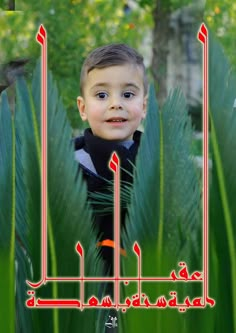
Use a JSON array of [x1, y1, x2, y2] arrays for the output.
[[1, 0, 234, 129], [204, 0, 236, 69], [0, 0, 14, 10], [0, 0, 152, 129]]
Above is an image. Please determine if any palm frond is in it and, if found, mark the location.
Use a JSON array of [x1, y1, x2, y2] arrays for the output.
[[125, 85, 201, 258], [119, 32, 236, 333], [0, 61, 104, 333], [124, 85, 161, 243], [208, 32, 236, 333], [0, 91, 15, 333], [119, 85, 202, 332]]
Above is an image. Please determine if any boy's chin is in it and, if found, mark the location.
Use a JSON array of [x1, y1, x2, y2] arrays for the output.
[[91, 130, 133, 142], [99, 134, 133, 142]]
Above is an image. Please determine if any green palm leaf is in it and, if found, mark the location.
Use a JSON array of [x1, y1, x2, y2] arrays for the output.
[[208, 32, 236, 333], [125, 85, 201, 257], [120, 85, 202, 333], [0, 91, 15, 333], [120, 33, 236, 333], [16, 64, 105, 332], [0, 62, 106, 333]]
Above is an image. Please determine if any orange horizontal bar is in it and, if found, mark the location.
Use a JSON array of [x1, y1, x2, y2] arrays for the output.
[[96, 239, 126, 257]]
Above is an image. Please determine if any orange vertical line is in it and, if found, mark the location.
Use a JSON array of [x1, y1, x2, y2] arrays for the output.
[[138, 251, 141, 298], [203, 30, 209, 303], [114, 159, 120, 307], [80, 256, 84, 310], [197, 23, 209, 306], [42, 30, 47, 281]]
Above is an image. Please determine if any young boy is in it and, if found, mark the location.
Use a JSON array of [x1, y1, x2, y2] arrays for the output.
[[74, 43, 148, 275]]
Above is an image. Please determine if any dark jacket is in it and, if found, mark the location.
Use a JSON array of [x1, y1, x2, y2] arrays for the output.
[[74, 128, 142, 275]]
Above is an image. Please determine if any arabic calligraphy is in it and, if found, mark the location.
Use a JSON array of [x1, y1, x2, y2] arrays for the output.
[[198, 21, 210, 306], [26, 255, 215, 312], [25, 23, 215, 314], [27, 24, 48, 290], [26, 289, 215, 312]]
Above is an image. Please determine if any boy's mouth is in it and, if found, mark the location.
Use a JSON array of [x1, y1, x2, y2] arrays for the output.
[[106, 117, 127, 123]]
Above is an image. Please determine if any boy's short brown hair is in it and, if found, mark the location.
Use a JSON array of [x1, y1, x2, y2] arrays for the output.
[[80, 43, 148, 96]]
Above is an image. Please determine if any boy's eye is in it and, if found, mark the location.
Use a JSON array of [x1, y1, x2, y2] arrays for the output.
[[123, 92, 135, 98], [96, 92, 108, 99]]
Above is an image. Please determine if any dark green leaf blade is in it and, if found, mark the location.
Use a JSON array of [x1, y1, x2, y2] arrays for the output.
[[208, 32, 236, 333], [0, 91, 15, 333]]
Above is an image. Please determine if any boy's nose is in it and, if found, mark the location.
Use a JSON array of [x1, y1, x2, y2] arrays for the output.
[[109, 97, 123, 110]]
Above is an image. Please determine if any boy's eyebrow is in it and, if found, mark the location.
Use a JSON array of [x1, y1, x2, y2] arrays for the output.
[[90, 82, 141, 90], [123, 83, 141, 90]]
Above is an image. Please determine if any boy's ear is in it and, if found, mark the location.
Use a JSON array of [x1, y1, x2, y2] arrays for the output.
[[142, 95, 148, 119], [77, 96, 87, 121]]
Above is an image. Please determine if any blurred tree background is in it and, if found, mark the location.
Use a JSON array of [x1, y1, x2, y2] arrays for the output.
[[0, 0, 235, 130], [0, 0, 15, 10], [205, 0, 236, 69], [1, 0, 152, 130]]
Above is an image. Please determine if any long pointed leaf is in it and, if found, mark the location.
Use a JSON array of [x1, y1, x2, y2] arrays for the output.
[[122, 86, 202, 332], [0, 91, 15, 333], [15, 63, 104, 333], [208, 32, 236, 333]]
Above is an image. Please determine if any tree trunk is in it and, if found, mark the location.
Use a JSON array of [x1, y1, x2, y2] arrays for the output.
[[8, 0, 15, 10], [151, 0, 171, 107]]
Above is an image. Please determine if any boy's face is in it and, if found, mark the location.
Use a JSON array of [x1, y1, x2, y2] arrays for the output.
[[77, 64, 147, 141]]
